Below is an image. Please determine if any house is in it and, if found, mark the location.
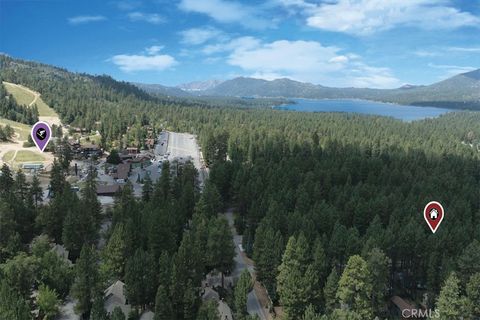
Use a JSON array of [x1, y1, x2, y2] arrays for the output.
[[429, 208, 438, 220], [126, 147, 140, 155], [113, 163, 131, 181], [51, 244, 70, 262], [203, 271, 234, 289], [390, 296, 417, 319], [104, 280, 131, 318], [81, 143, 102, 158], [201, 287, 220, 302], [97, 184, 122, 196]]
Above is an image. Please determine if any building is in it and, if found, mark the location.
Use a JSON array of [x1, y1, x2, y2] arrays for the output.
[[104, 280, 131, 318], [22, 163, 44, 173], [113, 163, 131, 181], [125, 147, 140, 155], [81, 143, 102, 158], [390, 296, 418, 319], [97, 184, 122, 196]]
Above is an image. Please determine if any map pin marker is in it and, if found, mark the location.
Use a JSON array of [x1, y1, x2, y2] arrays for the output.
[[424, 201, 444, 234], [31, 121, 52, 152]]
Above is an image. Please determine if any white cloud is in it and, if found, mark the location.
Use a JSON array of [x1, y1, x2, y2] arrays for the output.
[[303, 0, 480, 35], [178, 0, 271, 29], [127, 12, 165, 24], [413, 50, 439, 57], [447, 46, 480, 53], [145, 45, 164, 55], [203, 36, 261, 55], [180, 27, 223, 45], [111, 47, 177, 72], [212, 37, 400, 88], [68, 15, 106, 25]]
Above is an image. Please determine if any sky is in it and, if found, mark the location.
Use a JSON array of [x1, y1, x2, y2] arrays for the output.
[[0, 0, 479, 88]]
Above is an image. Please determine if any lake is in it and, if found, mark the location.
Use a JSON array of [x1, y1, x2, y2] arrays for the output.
[[274, 99, 454, 121]]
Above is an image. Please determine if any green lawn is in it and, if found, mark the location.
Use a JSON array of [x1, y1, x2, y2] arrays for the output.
[[3, 82, 35, 106], [0, 118, 31, 141], [3, 81, 59, 117], [13, 150, 45, 162], [2, 150, 15, 162]]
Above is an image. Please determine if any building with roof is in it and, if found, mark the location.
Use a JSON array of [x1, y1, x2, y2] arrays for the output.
[[97, 184, 122, 196], [113, 163, 131, 181], [390, 296, 418, 319], [218, 300, 233, 320], [104, 280, 131, 318]]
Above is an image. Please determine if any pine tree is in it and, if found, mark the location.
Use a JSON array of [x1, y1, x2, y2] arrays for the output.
[[457, 240, 480, 283], [142, 173, 153, 202], [196, 301, 219, 320], [302, 304, 322, 320], [71, 245, 100, 317], [234, 270, 253, 320], [436, 272, 466, 320], [365, 248, 390, 315], [277, 234, 317, 319], [0, 279, 32, 320], [154, 284, 172, 320], [103, 222, 127, 279], [336, 255, 373, 319], [466, 273, 480, 318], [324, 268, 339, 314], [37, 284, 60, 320], [30, 174, 43, 208], [111, 306, 126, 320], [89, 296, 108, 320]]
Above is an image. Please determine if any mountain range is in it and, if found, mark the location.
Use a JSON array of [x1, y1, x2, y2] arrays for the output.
[[136, 69, 480, 110]]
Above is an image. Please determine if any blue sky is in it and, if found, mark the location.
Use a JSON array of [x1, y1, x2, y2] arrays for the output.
[[0, 0, 479, 88]]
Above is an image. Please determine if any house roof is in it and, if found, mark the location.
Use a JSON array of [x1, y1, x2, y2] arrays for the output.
[[104, 280, 131, 316], [114, 163, 131, 180], [391, 296, 415, 312], [202, 287, 220, 302], [96, 184, 121, 195]]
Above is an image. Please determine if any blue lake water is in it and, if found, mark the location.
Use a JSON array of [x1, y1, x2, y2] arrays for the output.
[[274, 99, 454, 121]]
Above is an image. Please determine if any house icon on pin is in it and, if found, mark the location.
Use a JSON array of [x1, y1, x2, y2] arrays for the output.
[[429, 208, 438, 220]]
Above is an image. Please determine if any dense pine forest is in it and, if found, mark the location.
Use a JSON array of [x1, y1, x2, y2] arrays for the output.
[[1, 55, 479, 319]]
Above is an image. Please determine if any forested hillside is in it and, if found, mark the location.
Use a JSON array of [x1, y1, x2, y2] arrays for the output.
[[0, 55, 479, 319]]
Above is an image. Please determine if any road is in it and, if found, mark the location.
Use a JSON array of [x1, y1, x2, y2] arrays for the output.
[[225, 209, 268, 320], [165, 131, 208, 188]]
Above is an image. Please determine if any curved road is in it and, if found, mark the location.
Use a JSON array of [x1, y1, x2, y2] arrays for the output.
[[225, 209, 268, 320]]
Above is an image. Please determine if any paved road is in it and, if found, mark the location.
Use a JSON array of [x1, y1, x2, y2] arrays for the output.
[[166, 131, 208, 188], [225, 209, 267, 320]]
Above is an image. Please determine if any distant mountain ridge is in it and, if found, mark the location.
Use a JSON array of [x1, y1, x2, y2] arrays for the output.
[[198, 70, 480, 110], [177, 79, 223, 91]]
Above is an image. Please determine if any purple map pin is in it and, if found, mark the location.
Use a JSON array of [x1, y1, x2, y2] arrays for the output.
[[31, 121, 52, 152]]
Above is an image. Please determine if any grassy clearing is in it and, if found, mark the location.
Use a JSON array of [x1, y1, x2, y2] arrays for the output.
[[2, 150, 15, 162], [13, 150, 45, 162], [0, 118, 31, 141], [3, 82, 35, 106], [80, 134, 102, 145], [3, 81, 58, 117]]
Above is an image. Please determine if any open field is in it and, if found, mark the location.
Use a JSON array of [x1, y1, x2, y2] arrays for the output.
[[14, 150, 45, 162], [0, 118, 31, 141], [2, 150, 15, 162], [3, 81, 59, 117], [1, 150, 45, 164]]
